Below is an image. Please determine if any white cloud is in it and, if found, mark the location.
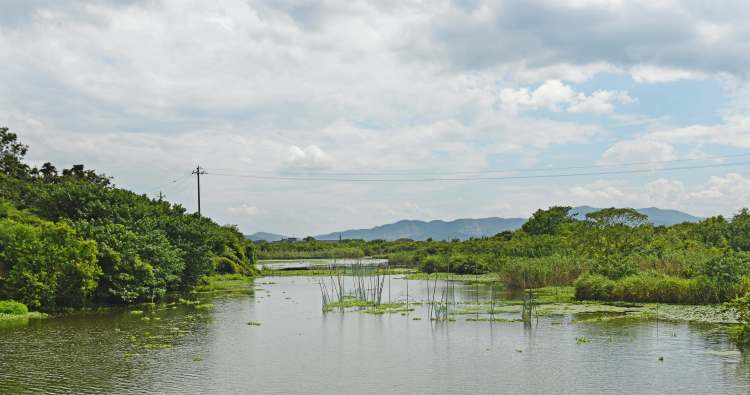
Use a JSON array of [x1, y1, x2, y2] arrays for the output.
[[1, 0, 750, 234], [285, 145, 335, 171], [629, 65, 706, 83], [227, 204, 260, 216], [567, 90, 634, 113], [601, 139, 676, 164], [567, 173, 750, 217], [501, 80, 633, 114]]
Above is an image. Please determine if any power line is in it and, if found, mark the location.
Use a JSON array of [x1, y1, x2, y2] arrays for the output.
[[204, 160, 750, 183], [202, 152, 750, 177], [148, 173, 192, 194]]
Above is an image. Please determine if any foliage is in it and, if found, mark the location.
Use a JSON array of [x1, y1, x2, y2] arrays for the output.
[[575, 272, 747, 304], [521, 206, 574, 236], [501, 255, 585, 289], [0, 128, 257, 309], [0, 218, 100, 309], [726, 293, 750, 349], [0, 300, 28, 315]]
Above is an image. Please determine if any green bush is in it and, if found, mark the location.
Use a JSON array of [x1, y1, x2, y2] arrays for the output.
[[590, 254, 638, 279], [0, 218, 100, 309], [212, 256, 241, 274], [502, 255, 585, 289], [574, 274, 614, 300], [0, 300, 28, 315], [575, 272, 741, 304], [419, 255, 447, 273]]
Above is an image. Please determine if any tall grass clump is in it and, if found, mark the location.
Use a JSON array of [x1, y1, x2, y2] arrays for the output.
[[500, 255, 586, 289], [0, 300, 28, 315], [575, 272, 749, 304]]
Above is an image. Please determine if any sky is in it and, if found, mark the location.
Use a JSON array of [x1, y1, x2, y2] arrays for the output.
[[2, 0, 750, 236]]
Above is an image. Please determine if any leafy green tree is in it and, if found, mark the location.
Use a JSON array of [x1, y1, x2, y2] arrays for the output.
[[695, 215, 729, 248], [729, 209, 750, 251], [0, 218, 100, 309], [521, 206, 574, 235], [75, 222, 184, 303], [0, 127, 30, 178], [585, 207, 649, 227]]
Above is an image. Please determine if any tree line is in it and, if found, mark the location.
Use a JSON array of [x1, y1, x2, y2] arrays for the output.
[[0, 128, 256, 310], [260, 202, 750, 304]]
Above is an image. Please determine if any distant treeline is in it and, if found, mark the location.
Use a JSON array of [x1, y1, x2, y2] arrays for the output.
[[0, 128, 257, 310], [260, 205, 750, 304]]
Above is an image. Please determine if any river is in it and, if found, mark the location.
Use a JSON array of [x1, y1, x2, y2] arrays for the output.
[[1, 274, 749, 394]]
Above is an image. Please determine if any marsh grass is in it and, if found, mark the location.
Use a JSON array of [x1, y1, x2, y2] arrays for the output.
[[319, 261, 388, 312], [406, 272, 499, 283], [195, 274, 254, 294]]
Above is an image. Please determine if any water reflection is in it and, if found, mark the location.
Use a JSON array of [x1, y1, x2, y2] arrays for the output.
[[1, 275, 749, 394]]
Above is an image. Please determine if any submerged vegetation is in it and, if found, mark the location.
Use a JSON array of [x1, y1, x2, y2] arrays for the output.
[[263, 206, 750, 348], [0, 128, 257, 310], [264, 206, 750, 304]]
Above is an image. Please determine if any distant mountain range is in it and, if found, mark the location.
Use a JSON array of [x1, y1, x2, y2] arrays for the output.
[[246, 206, 703, 242], [314, 217, 527, 241], [569, 206, 702, 226], [246, 232, 288, 242]]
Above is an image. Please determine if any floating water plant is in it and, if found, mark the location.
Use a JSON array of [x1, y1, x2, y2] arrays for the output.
[[319, 260, 387, 312], [247, 321, 261, 326]]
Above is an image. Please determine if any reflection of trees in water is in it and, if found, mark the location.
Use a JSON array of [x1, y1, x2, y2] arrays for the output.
[[0, 303, 214, 393]]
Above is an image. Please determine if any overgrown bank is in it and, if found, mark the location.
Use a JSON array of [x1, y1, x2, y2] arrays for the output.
[[0, 128, 257, 310]]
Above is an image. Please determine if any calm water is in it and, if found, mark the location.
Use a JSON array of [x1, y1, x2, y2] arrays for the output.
[[2, 275, 750, 394], [257, 258, 388, 270]]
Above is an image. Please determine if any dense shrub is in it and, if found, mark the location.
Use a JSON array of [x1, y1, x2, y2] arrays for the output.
[[575, 272, 744, 304], [589, 254, 638, 279], [419, 255, 447, 273], [574, 274, 615, 301], [502, 255, 585, 289], [0, 218, 100, 309], [0, 130, 258, 309], [0, 300, 28, 315]]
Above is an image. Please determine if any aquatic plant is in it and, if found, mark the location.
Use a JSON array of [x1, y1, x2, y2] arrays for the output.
[[521, 289, 538, 323], [246, 321, 261, 326], [319, 261, 388, 312]]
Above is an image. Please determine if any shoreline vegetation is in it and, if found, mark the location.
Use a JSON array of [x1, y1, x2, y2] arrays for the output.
[[0, 300, 47, 323], [256, 205, 750, 348], [0, 128, 258, 312], [2, 127, 750, 348]]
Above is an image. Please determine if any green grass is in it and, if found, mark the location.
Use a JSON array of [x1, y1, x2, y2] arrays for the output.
[[195, 274, 254, 293], [261, 267, 415, 277], [574, 273, 744, 304], [404, 272, 501, 284]]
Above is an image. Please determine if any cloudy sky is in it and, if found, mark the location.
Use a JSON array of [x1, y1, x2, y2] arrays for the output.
[[2, 0, 750, 236]]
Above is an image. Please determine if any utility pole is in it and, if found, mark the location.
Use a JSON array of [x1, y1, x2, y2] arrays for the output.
[[192, 165, 206, 215], [157, 191, 165, 202]]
